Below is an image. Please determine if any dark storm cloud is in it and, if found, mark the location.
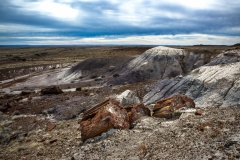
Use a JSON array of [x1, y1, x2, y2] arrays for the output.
[[0, 1, 69, 28], [0, 0, 240, 44]]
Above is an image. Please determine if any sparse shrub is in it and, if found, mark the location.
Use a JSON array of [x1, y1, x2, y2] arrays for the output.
[[41, 52, 48, 56]]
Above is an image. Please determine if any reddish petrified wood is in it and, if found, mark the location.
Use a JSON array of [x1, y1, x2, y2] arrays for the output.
[[128, 103, 151, 123], [195, 109, 204, 115], [153, 94, 195, 119], [80, 99, 130, 142], [45, 124, 56, 131]]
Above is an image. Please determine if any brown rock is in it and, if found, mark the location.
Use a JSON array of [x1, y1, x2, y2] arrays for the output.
[[45, 124, 56, 131], [0, 103, 14, 113], [41, 86, 63, 95], [153, 94, 195, 119], [37, 138, 46, 142], [153, 106, 173, 119], [23, 132, 28, 137], [37, 151, 44, 156], [195, 109, 204, 115], [80, 99, 130, 142], [127, 103, 151, 123], [21, 90, 33, 95], [76, 87, 82, 91], [23, 151, 31, 155], [49, 139, 58, 144]]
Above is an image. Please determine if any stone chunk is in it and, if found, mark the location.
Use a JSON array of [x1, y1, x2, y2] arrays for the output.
[[80, 99, 130, 142], [116, 90, 140, 106], [153, 94, 195, 119], [79, 98, 151, 141], [21, 90, 33, 95], [195, 109, 204, 115], [0, 103, 14, 113], [45, 124, 56, 131], [126, 103, 151, 123], [41, 86, 63, 95]]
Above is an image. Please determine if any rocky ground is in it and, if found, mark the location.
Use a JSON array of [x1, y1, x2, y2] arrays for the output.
[[0, 45, 240, 160]]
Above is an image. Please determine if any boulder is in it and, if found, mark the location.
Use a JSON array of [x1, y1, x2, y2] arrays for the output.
[[80, 99, 130, 142], [79, 98, 151, 141], [116, 90, 140, 106], [41, 86, 63, 95], [152, 94, 195, 119]]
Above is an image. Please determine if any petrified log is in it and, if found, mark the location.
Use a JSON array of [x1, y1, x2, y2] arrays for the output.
[[80, 99, 130, 142], [153, 94, 195, 119], [126, 103, 151, 123], [41, 86, 63, 95]]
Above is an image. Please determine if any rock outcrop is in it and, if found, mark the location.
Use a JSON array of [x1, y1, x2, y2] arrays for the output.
[[206, 49, 240, 66], [60, 57, 133, 82], [107, 47, 184, 85], [143, 50, 240, 108], [107, 46, 218, 85]]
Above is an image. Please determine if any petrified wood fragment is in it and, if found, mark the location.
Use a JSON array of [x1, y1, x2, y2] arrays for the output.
[[80, 99, 130, 142], [153, 94, 195, 119], [126, 103, 151, 123]]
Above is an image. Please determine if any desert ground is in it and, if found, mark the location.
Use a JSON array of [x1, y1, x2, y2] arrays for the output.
[[0, 44, 240, 160]]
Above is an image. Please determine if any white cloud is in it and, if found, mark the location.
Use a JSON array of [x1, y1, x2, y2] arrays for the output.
[[71, 34, 239, 45], [0, 24, 56, 33], [165, 0, 217, 9], [4, 34, 238, 45], [12, 0, 81, 22]]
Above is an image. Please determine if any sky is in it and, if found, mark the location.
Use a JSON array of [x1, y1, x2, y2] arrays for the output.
[[0, 0, 240, 45]]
